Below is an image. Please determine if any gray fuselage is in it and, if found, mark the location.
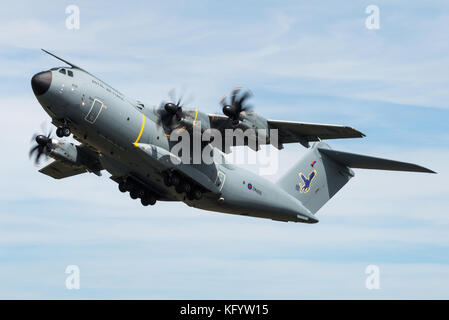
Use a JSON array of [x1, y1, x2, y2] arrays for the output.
[[32, 66, 317, 223]]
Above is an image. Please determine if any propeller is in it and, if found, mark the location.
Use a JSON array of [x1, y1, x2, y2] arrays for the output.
[[29, 129, 54, 165], [220, 88, 253, 123], [156, 89, 190, 129]]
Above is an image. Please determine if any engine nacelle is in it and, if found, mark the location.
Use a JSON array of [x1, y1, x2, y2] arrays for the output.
[[237, 112, 270, 144], [49, 140, 79, 164]]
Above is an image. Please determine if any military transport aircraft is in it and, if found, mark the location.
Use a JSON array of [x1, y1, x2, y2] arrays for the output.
[[29, 49, 435, 224]]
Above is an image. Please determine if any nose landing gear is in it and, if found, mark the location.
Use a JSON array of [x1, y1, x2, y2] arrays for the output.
[[56, 126, 71, 137]]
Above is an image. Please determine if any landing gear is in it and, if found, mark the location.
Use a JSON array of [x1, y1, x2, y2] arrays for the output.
[[136, 189, 146, 199], [175, 183, 184, 193], [123, 180, 134, 191], [141, 193, 156, 206], [130, 190, 139, 199], [163, 172, 172, 187], [163, 171, 203, 200], [182, 182, 191, 193], [174, 181, 191, 194], [118, 181, 127, 193], [192, 188, 202, 200], [170, 173, 181, 187], [118, 178, 158, 206], [56, 126, 71, 137], [186, 188, 202, 201]]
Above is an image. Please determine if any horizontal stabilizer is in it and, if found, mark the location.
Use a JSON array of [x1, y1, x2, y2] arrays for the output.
[[277, 142, 436, 215], [318, 148, 436, 173]]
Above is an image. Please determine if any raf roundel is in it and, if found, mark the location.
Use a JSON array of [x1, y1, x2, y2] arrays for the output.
[[247, 183, 253, 190]]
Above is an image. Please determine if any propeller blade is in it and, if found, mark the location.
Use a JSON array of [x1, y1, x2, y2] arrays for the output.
[[219, 95, 227, 108], [29, 127, 54, 165], [238, 90, 252, 106], [35, 149, 43, 164], [168, 88, 177, 103], [29, 145, 39, 158], [231, 87, 241, 105]]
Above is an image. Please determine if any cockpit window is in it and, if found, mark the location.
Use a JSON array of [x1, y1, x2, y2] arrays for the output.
[[59, 68, 66, 75], [67, 70, 73, 77]]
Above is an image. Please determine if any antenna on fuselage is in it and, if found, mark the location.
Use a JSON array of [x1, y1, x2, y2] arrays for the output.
[[41, 48, 89, 74]]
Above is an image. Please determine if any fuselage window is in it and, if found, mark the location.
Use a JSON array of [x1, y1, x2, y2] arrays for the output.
[[68, 70, 73, 77], [59, 68, 66, 75], [85, 99, 104, 124]]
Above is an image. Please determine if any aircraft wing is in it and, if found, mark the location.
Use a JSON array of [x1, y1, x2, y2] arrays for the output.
[[39, 160, 87, 179], [39, 143, 103, 179], [267, 120, 365, 147], [208, 114, 365, 148]]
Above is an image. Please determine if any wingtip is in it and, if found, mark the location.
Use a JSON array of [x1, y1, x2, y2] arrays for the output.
[[355, 128, 366, 138], [418, 166, 436, 174], [346, 126, 366, 138]]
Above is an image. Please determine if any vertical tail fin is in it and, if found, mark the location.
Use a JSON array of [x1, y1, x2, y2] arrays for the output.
[[277, 142, 353, 214], [277, 142, 435, 214]]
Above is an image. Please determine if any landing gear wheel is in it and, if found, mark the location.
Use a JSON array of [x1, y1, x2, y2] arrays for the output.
[[148, 195, 156, 206], [124, 180, 134, 192], [56, 127, 63, 137], [141, 197, 150, 206], [187, 189, 202, 201], [163, 172, 172, 187], [118, 181, 127, 193], [175, 184, 184, 193], [137, 189, 146, 199], [56, 126, 71, 137], [182, 182, 191, 194], [130, 190, 138, 199], [192, 188, 202, 200], [62, 127, 71, 137], [141, 194, 156, 206], [171, 174, 181, 187]]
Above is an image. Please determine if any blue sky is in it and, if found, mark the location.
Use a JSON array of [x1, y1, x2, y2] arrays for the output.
[[0, 0, 448, 299]]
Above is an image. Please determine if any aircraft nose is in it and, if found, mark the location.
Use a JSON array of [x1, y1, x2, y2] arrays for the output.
[[31, 71, 52, 96]]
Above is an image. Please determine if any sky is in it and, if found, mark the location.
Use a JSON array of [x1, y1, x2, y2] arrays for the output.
[[0, 0, 448, 299]]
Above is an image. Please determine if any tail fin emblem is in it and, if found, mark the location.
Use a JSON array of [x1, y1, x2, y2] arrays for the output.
[[298, 170, 317, 193]]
